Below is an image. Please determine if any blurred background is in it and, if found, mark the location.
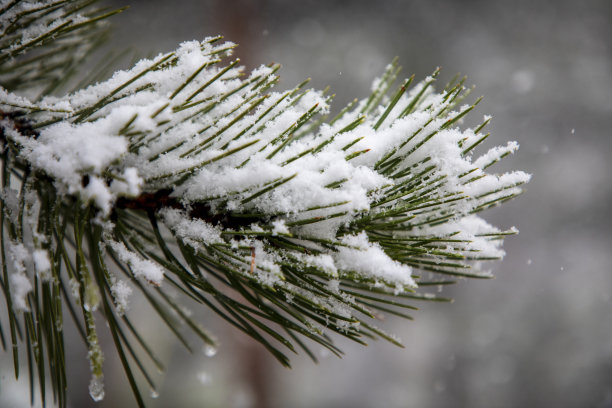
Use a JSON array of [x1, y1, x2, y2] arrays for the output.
[[2, 0, 611, 407]]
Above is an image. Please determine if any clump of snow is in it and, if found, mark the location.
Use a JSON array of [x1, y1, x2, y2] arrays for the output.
[[19, 121, 128, 185], [110, 168, 142, 197], [160, 208, 222, 247], [271, 219, 290, 235], [82, 176, 114, 216], [0, 187, 20, 225], [463, 171, 531, 198], [7, 242, 32, 311], [4, 120, 133, 215], [33, 249, 51, 280], [111, 279, 132, 316], [335, 232, 415, 288], [424, 215, 507, 261], [473, 141, 520, 170], [8, 242, 29, 274], [9, 273, 32, 311], [296, 253, 338, 277], [248, 241, 284, 286], [108, 241, 164, 285]]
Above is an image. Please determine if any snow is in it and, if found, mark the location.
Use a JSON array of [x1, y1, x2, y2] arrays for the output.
[[6, 242, 32, 311], [464, 171, 532, 198], [33, 122, 127, 175], [110, 279, 132, 315], [0, 187, 19, 226], [33, 249, 51, 278], [160, 208, 222, 247], [1, 1, 87, 52], [473, 141, 520, 170], [83, 176, 114, 216], [108, 241, 164, 285], [300, 254, 338, 277], [1, 24, 531, 366], [110, 167, 143, 197], [336, 232, 416, 288], [271, 219, 290, 235], [8, 242, 28, 274], [9, 120, 130, 213], [2, 35, 530, 290], [9, 273, 32, 311], [424, 215, 507, 261]]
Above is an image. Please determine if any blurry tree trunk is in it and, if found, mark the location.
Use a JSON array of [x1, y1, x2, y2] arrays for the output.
[[213, 0, 264, 70], [212, 5, 273, 406]]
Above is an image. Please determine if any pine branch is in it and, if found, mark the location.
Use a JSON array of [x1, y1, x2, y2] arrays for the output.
[[0, 1, 530, 407]]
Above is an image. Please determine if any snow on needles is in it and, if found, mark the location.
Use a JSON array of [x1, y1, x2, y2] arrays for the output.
[[108, 241, 164, 286], [336, 233, 415, 290], [1, 37, 530, 292]]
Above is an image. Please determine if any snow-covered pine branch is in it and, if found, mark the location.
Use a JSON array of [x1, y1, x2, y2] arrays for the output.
[[0, 1, 530, 407]]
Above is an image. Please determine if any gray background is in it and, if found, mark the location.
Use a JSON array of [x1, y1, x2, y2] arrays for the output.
[[2, 0, 611, 407]]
